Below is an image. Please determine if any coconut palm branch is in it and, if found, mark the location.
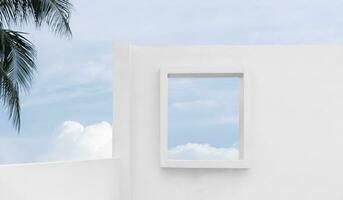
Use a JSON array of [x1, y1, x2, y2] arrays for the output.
[[0, 0, 72, 35], [0, 0, 72, 132], [0, 28, 36, 132]]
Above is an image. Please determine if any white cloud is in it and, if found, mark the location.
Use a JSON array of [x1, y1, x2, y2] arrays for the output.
[[187, 115, 239, 128], [22, 84, 111, 108], [173, 100, 221, 110], [0, 137, 49, 164], [168, 143, 239, 160], [169, 78, 194, 90], [38, 52, 112, 86], [0, 121, 112, 164], [40, 121, 112, 162], [209, 116, 239, 125]]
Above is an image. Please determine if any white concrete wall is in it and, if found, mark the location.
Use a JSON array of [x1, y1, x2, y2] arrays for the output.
[[114, 45, 343, 200], [0, 158, 119, 200]]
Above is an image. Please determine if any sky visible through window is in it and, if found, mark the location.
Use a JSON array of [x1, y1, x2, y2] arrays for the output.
[[168, 77, 241, 160]]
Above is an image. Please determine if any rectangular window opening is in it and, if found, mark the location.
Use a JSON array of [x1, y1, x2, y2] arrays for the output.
[[160, 68, 249, 168]]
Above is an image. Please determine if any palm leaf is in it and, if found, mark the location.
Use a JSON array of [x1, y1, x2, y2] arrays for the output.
[[30, 0, 72, 36], [0, 0, 72, 36], [0, 67, 20, 132], [0, 0, 72, 132], [0, 28, 36, 132]]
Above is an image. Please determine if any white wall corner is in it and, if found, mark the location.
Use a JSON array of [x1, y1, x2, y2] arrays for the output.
[[113, 44, 133, 200]]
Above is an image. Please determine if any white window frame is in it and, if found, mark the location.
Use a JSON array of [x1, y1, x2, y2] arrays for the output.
[[160, 67, 250, 168]]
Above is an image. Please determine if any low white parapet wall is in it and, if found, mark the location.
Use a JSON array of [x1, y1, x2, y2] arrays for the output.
[[0, 158, 119, 200]]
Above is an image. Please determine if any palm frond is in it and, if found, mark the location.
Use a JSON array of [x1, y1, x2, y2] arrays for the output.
[[0, 28, 36, 132], [0, 1, 16, 26], [30, 0, 72, 36], [1, 28, 36, 91], [0, 0, 32, 27], [0, 0, 72, 132], [0, 66, 21, 132], [0, 0, 72, 36]]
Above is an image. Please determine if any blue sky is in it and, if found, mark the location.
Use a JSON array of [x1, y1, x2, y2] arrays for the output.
[[168, 77, 240, 148], [0, 0, 343, 164], [168, 77, 241, 160]]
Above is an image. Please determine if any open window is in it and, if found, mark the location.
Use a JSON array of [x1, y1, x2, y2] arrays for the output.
[[160, 68, 249, 168]]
